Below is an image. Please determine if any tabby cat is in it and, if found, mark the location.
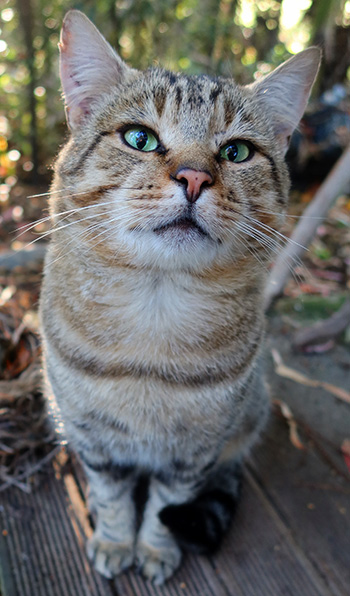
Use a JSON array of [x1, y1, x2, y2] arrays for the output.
[[40, 10, 320, 584]]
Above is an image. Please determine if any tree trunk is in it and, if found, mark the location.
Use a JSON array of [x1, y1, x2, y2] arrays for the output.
[[16, 0, 39, 181]]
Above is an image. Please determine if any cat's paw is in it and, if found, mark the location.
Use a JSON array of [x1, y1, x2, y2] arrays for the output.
[[87, 534, 134, 579], [136, 541, 182, 584]]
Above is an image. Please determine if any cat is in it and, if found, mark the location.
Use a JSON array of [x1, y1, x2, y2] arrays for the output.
[[39, 10, 320, 585]]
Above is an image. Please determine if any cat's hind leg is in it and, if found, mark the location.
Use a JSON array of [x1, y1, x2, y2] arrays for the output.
[[159, 461, 242, 555], [80, 454, 137, 578]]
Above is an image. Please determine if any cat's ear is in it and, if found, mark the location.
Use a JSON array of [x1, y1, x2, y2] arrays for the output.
[[251, 47, 321, 152], [59, 10, 132, 129]]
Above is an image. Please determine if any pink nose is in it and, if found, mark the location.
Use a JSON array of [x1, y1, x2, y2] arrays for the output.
[[175, 168, 213, 203]]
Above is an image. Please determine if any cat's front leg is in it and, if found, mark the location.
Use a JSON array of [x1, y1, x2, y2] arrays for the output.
[[136, 476, 194, 584], [81, 455, 137, 578]]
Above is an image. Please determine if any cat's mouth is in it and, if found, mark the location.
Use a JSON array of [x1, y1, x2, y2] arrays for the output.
[[153, 215, 208, 238]]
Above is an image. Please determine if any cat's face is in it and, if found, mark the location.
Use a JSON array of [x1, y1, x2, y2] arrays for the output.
[[53, 11, 320, 273]]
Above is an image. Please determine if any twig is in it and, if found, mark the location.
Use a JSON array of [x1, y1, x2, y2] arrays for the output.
[[0, 446, 60, 493], [273, 403, 350, 481], [273, 399, 306, 450], [293, 298, 350, 351], [271, 349, 350, 404]]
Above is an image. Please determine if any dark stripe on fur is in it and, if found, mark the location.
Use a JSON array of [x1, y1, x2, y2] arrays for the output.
[[209, 83, 223, 103], [175, 86, 182, 107], [154, 85, 167, 117], [84, 410, 130, 434], [79, 452, 134, 479], [46, 327, 261, 387], [63, 130, 111, 175], [266, 155, 285, 204], [223, 97, 237, 127]]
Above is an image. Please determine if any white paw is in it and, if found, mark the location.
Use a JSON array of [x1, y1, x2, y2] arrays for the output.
[[136, 541, 182, 584], [87, 533, 134, 578]]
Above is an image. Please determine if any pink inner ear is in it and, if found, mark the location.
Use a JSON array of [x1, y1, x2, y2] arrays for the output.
[[58, 11, 131, 128], [79, 99, 91, 117], [60, 50, 92, 125]]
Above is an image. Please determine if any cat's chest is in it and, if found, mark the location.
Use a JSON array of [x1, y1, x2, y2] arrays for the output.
[[80, 272, 221, 350]]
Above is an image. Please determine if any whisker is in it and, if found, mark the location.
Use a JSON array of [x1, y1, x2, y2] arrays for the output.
[[234, 221, 303, 284], [45, 210, 151, 265], [15, 210, 122, 250], [27, 187, 74, 199], [254, 208, 326, 220], [14, 199, 119, 237], [227, 227, 268, 270], [18, 185, 160, 237], [236, 221, 278, 250], [49, 219, 113, 265], [242, 212, 308, 251], [26, 184, 152, 200], [237, 220, 305, 268]]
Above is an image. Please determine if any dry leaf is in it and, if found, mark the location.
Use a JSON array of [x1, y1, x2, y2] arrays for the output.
[[341, 439, 350, 474], [271, 349, 350, 405]]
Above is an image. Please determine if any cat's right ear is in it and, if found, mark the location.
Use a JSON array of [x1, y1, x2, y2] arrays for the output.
[[59, 10, 132, 129]]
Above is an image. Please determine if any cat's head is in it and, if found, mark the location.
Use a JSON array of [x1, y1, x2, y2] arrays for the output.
[[53, 10, 320, 273]]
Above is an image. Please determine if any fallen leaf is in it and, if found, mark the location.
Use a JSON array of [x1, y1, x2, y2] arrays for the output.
[[341, 439, 350, 474], [4, 336, 34, 379]]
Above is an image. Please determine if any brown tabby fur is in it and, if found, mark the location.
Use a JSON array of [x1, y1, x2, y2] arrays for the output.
[[40, 10, 320, 584]]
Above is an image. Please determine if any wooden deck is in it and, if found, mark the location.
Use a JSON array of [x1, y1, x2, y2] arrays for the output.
[[1, 316, 350, 596]]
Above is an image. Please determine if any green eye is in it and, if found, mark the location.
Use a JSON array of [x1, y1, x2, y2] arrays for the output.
[[220, 141, 252, 163], [123, 127, 158, 152]]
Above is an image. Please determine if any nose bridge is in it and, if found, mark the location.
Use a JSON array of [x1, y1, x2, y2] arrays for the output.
[[173, 140, 214, 172], [166, 136, 217, 201]]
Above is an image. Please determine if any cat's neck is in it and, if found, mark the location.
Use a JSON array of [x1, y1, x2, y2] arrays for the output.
[[49, 245, 266, 316]]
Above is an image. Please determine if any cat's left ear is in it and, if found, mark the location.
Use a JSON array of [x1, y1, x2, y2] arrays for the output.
[[59, 10, 134, 129], [250, 47, 321, 153]]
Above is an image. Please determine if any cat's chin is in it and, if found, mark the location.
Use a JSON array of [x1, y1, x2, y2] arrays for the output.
[[153, 216, 210, 240], [153, 225, 209, 245], [119, 227, 233, 273]]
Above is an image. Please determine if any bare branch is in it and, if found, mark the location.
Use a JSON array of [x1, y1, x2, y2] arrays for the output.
[[264, 143, 350, 309]]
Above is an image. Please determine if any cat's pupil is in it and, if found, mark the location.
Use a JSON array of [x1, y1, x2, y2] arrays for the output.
[[135, 130, 148, 150], [226, 144, 238, 161]]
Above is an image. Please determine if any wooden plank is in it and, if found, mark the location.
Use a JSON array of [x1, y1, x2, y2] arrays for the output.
[[249, 416, 350, 596], [1, 458, 332, 596], [210, 472, 329, 596], [72, 455, 328, 596], [249, 320, 350, 596], [0, 469, 116, 596]]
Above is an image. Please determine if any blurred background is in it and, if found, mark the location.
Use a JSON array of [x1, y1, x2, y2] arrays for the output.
[[1, 0, 350, 308], [1, 0, 350, 188]]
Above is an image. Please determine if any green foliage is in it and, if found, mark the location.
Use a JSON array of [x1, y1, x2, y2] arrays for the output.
[[0, 0, 348, 184], [276, 293, 349, 323]]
